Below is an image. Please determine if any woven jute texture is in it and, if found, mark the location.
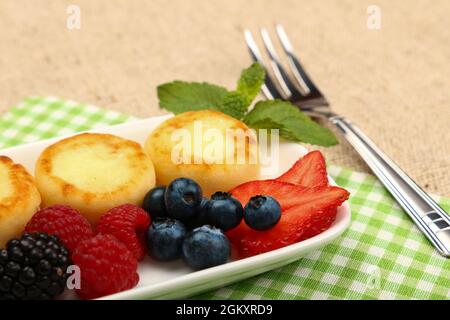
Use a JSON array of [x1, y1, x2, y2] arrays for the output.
[[0, 0, 449, 196]]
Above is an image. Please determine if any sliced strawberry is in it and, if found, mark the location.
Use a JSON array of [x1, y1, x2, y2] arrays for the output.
[[276, 150, 328, 188], [230, 180, 348, 211], [230, 180, 309, 211], [227, 205, 338, 258], [228, 180, 349, 258], [301, 207, 338, 240]]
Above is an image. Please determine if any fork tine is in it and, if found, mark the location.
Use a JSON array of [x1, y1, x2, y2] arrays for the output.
[[244, 29, 283, 100], [260, 28, 303, 99], [275, 25, 323, 98]]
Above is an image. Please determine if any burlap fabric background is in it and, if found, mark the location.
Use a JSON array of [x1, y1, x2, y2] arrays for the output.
[[0, 0, 449, 196]]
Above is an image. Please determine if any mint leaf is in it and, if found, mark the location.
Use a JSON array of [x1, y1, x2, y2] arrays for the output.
[[244, 100, 338, 146], [218, 91, 249, 119], [157, 81, 228, 114], [237, 63, 265, 102]]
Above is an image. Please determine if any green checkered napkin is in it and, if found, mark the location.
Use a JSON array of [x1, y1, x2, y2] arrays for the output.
[[1, 97, 449, 300]]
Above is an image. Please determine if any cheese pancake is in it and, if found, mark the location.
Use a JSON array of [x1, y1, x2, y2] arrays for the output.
[[35, 133, 155, 225], [0, 156, 41, 248], [144, 110, 260, 196]]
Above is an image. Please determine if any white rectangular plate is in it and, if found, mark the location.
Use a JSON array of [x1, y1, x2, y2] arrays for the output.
[[0, 115, 351, 300]]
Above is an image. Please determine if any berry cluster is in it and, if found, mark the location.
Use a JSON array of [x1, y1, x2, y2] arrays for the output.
[[227, 151, 349, 257], [142, 177, 282, 270], [15, 204, 147, 300], [143, 178, 231, 269]]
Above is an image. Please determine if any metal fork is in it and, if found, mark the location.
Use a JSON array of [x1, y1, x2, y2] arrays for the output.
[[245, 25, 450, 258]]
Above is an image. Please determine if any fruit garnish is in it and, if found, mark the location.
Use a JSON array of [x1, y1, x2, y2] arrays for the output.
[[276, 150, 328, 188], [142, 186, 167, 220], [244, 195, 281, 231], [182, 225, 230, 270], [97, 204, 150, 261], [72, 234, 139, 300], [0, 232, 71, 300], [147, 218, 186, 261], [24, 205, 94, 253], [231, 180, 349, 215], [165, 178, 203, 223], [228, 180, 349, 258], [205, 192, 243, 232]]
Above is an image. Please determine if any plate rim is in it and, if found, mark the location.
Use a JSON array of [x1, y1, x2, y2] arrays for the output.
[[101, 201, 350, 300], [0, 115, 351, 300]]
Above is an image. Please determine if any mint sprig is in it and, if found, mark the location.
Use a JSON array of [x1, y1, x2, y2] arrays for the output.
[[156, 63, 338, 146]]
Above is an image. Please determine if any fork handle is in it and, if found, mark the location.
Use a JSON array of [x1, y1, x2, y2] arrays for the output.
[[329, 116, 450, 257]]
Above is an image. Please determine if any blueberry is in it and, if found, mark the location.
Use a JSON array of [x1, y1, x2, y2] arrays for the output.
[[244, 195, 281, 231], [142, 186, 167, 220], [206, 192, 243, 231], [182, 225, 230, 270], [185, 198, 210, 230], [164, 178, 202, 223], [147, 218, 187, 261]]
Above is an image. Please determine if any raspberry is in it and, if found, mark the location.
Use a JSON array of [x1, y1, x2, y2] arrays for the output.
[[96, 204, 150, 260], [72, 234, 139, 299], [25, 205, 94, 253]]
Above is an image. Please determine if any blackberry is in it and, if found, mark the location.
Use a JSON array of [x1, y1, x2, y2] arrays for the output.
[[0, 232, 71, 300]]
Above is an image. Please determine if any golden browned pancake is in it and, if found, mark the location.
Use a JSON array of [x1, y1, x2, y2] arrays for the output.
[[0, 156, 41, 248], [35, 133, 155, 225], [144, 110, 260, 196]]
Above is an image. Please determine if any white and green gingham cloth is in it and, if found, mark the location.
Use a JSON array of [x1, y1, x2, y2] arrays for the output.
[[1, 97, 449, 300]]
